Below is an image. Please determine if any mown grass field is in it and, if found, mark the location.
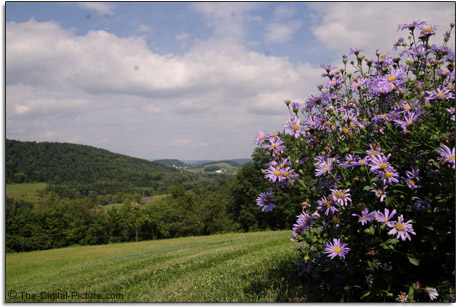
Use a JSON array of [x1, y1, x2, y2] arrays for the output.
[[6, 182, 47, 203], [6, 231, 310, 303]]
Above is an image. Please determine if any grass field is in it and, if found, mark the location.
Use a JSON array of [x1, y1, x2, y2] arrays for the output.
[[6, 231, 310, 303], [6, 183, 47, 203]]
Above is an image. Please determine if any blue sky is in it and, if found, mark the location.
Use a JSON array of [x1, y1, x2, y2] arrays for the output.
[[5, 2, 456, 160]]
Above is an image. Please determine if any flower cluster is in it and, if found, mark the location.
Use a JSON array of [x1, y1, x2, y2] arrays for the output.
[[254, 20, 455, 302]]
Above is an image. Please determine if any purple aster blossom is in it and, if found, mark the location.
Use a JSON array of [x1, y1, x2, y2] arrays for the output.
[[284, 99, 291, 106], [418, 24, 438, 38], [352, 208, 375, 225], [314, 158, 333, 177], [425, 86, 454, 101], [393, 111, 419, 133], [370, 184, 387, 202], [426, 287, 439, 301], [396, 292, 408, 302], [446, 106, 456, 121], [379, 168, 400, 185], [264, 165, 282, 183], [350, 77, 368, 91], [324, 238, 350, 259], [404, 168, 420, 189], [413, 196, 432, 211], [320, 64, 337, 73], [341, 153, 361, 169], [304, 95, 322, 111], [369, 153, 395, 174], [330, 188, 352, 206], [397, 20, 426, 32], [284, 116, 304, 138], [266, 136, 286, 154], [388, 214, 416, 241], [354, 157, 369, 167], [256, 191, 275, 212], [317, 196, 339, 216], [436, 144, 456, 169], [383, 68, 406, 86], [279, 166, 299, 186], [365, 144, 382, 158], [327, 75, 343, 88], [349, 48, 364, 56], [291, 102, 301, 114], [254, 130, 267, 145], [293, 212, 319, 234], [373, 208, 397, 224]]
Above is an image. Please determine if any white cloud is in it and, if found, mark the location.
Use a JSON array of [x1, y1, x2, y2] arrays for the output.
[[310, 2, 455, 58], [77, 2, 115, 15], [136, 24, 151, 33], [265, 21, 302, 44], [273, 5, 296, 20], [6, 18, 322, 160]]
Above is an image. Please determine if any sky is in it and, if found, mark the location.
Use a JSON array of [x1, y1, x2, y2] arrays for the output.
[[5, 1, 456, 161]]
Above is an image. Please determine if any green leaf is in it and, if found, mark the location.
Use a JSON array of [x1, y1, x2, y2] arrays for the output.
[[408, 286, 415, 300], [361, 290, 371, 299], [367, 260, 374, 271], [385, 196, 394, 207], [407, 254, 420, 266]]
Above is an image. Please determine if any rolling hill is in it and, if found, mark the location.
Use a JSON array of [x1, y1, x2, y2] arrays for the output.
[[5, 139, 185, 185]]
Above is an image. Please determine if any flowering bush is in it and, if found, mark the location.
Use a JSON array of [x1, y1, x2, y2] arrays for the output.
[[255, 20, 455, 302]]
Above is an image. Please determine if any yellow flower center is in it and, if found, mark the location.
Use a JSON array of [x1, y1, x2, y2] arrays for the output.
[[354, 83, 360, 87], [259, 135, 264, 140], [385, 170, 393, 178], [342, 128, 349, 134], [423, 27, 433, 32], [361, 215, 366, 220], [387, 75, 396, 82], [274, 170, 281, 176], [407, 120, 413, 125], [380, 162, 388, 169], [360, 159, 366, 164], [323, 166, 329, 171], [305, 217, 311, 223], [383, 218, 388, 223], [395, 222, 405, 231], [335, 192, 345, 199], [333, 246, 342, 253], [408, 180, 415, 185], [449, 155, 455, 161], [283, 171, 290, 177], [263, 198, 270, 205], [350, 122, 356, 129], [332, 217, 340, 224], [271, 143, 277, 148], [292, 124, 300, 131], [404, 105, 411, 111]]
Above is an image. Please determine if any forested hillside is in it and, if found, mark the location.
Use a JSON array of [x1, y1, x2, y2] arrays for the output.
[[6, 139, 182, 185], [5, 140, 300, 252]]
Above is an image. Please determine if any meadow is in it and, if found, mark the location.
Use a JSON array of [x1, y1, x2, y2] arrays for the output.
[[6, 182, 47, 203], [6, 230, 310, 303]]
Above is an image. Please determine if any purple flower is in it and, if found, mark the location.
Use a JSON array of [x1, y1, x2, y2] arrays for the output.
[[404, 168, 420, 189], [436, 145, 455, 169], [388, 214, 416, 241], [256, 191, 275, 212], [369, 153, 394, 173], [426, 287, 439, 301], [284, 116, 303, 138], [374, 208, 397, 224], [291, 102, 301, 113], [397, 20, 426, 32], [314, 158, 333, 177], [371, 183, 387, 202], [266, 136, 286, 154], [293, 212, 319, 234], [396, 292, 408, 302], [254, 130, 267, 145], [324, 238, 350, 259], [352, 208, 374, 225], [264, 165, 282, 183], [317, 196, 339, 216], [330, 188, 352, 206], [341, 153, 361, 169]]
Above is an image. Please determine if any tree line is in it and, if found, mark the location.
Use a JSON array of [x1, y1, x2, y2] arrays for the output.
[[6, 140, 303, 252]]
